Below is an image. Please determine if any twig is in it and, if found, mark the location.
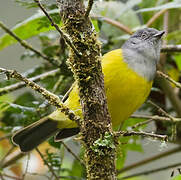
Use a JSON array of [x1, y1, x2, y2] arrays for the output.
[[0, 146, 15, 168], [22, 153, 30, 179], [1, 151, 25, 168], [118, 146, 181, 174], [157, 71, 181, 89], [26, 172, 50, 180], [52, 75, 64, 93], [62, 82, 75, 103], [163, 5, 169, 46], [146, 9, 167, 27], [131, 114, 176, 122], [148, 100, 176, 122], [161, 44, 181, 52], [0, 68, 60, 96], [148, 100, 177, 141], [91, 16, 133, 35], [85, 0, 94, 19], [36, 148, 59, 180], [0, 67, 80, 124], [120, 162, 181, 179], [0, 21, 60, 67], [132, 114, 181, 128], [61, 141, 85, 167], [0, 173, 21, 180], [0, 173, 5, 180], [132, 119, 154, 129], [149, 100, 178, 141], [115, 130, 168, 141], [34, 0, 81, 57]]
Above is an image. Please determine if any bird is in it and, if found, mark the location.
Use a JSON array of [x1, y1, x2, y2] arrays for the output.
[[12, 28, 164, 152]]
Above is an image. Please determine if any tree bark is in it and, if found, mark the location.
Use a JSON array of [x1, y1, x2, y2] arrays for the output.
[[57, 0, 117, 179]]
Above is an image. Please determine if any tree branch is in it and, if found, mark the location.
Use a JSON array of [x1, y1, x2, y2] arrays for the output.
[[0, 67, 80, 124], [57, 0, 116, 179], [146, 9, 167, 27], [0, 21, 60, 67], [36, 148, 59, 180], [0, 146, 15, 168], [61, 141, 85, 167], [0, 68, 60, 96], [85, 0, 94, 19], [148, 100, 176, 122], [118, 146, 181, 174], [115, 130, 168, 141], [157, 70, 181, 117], [91, 16, 133, 35], [121, 162, 181, 179], [1, 151, 25, 168], [161, 45, 181, 52], [34, 0, 81, 57], [157, 71, 181, 97], [131, 114, 179, 122]]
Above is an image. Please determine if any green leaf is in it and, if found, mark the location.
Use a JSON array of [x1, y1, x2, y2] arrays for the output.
[[71, 159, 83, 177], [92, 20, 99, 32], [174, 54, 181, 71], [137, 0, 181, 12], [172, 175, 181, 180], [0, 9, 99, 51], [0, 9, 60, 51]]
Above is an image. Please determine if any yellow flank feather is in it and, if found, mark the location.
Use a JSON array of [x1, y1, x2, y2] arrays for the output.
[[49, 49, 152, 129]]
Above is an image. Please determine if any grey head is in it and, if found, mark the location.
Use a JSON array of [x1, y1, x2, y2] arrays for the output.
[[122, 28, 164, 81]]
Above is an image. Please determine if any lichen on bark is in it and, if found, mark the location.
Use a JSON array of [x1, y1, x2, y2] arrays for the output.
[[57, 0, 117, 179]]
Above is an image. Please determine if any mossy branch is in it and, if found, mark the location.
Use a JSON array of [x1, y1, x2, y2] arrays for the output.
[[34, 0, 81, 57], [0, 68, 60, 96], [57, 0, 116, 179], [85, 0, 94, 19], [0, 67, 80, 124]]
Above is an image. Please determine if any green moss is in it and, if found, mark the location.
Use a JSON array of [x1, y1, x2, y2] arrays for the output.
[[91, 132, 116, 155]]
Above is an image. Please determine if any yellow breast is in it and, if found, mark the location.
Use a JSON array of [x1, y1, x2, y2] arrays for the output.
[[50, 49, 152, 129], [102, 49, 152, 126]]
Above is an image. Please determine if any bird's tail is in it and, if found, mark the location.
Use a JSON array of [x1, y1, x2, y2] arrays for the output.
[[12, 117, 59, 152], [12, 116, 80, 153]]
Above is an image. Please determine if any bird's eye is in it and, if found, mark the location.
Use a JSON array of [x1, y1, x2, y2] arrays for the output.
[[141, 33, 147, 39]]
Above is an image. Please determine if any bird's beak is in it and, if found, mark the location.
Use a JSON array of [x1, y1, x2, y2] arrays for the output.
[[153, 31, 165, 38]]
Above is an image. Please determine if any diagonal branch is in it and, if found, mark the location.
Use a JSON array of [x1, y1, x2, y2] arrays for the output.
[[121, 162, 181, 179], [91, 16, 133, 35], [0, 21, 60, 67], [148, 100, 176, 122], [34, 0, 81, 57], [157, 71, 181, 89], [85, 0, 94, 19], [1, 150, 25, 169], [0, 68, 60, 96], [61, 141, 85, 167], [0, 67, 80, 124], [36, 148, 59, 180], [118, 146, 181, 174], [146, 9, 168, 27]]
